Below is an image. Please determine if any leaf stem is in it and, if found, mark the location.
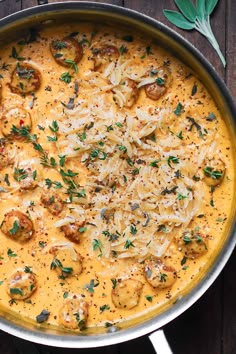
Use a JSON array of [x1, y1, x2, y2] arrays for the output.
[[195, 16, 226, 67]]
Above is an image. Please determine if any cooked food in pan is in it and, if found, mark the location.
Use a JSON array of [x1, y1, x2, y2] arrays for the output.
[[0, 22, 234, 331]]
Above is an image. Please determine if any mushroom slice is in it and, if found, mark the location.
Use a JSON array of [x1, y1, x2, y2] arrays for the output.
[[58, 297, 88, 330], [1, 106, 32, 138], [6, 269, 37, 300], [41, 191, 64, 216], [0, 210, 34, 242], [9, 63, 41, 95], [144, 258, 177, 289], [61, 221, 86, 243], [111, 278, 143, 309], [177, 230, 208, 259], [203, 157, 226, 186], [144, 66, 172, 100], [113, 78, 139, 108], [14, 159, 39, 190], [0, 138, 15, 170], [50, 37, 83, 67], [92, 45, 120, 71], [49, 244, 83, 278]]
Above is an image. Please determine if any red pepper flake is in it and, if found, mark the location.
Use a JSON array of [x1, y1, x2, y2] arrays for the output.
[[19, 119, 24, 126]]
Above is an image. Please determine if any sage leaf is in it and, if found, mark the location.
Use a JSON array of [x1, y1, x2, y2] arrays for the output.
[[196, 0, 206, 19], [205, 0, 219, 15], [163, 10, 195, 30], [174, 0, 197, 22], [163, 0, 226, 67]]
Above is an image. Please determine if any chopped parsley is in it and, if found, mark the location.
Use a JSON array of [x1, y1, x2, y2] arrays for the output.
[[145, 295, 153, 302], [159, 273, 167, 282], [64, 59, 78, 73], [100, 304, 110, 313], [92, 239, 102, 257], [174, 102, 183, 116], [9, 221, 19, 235], [203, 167, 223, 180], [10, 288, 23, 296], [124, 239, 135, 249], [130, 224, 137, 235], [84, 279, 99, 293], [13, 167, 28, 182], [60, 71, 73, 84], [167, 156, 179, 168], [156, 77, 165, 85]]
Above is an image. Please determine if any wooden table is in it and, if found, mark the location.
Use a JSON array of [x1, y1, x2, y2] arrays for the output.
[[0, 1, 235, 353]]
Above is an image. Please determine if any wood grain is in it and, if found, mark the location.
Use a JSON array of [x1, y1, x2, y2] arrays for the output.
[[22, 0, 38, 10], [48, 0, 123, 5]]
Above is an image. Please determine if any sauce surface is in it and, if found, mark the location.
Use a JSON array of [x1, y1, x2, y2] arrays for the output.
[[0, 22, 234, 332]]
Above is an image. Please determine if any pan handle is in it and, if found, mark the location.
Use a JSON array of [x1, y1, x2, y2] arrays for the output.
[[149, 329, 173, 354]]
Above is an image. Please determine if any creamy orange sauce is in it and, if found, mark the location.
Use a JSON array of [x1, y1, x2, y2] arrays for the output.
[[0, 22, 234, 332]]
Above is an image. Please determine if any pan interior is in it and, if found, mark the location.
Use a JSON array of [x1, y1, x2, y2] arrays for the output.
[[0, 4, 236, 347]]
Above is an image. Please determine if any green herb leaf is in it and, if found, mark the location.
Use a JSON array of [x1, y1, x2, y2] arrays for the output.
[[10, 288, 23, 296], [84, 279, 99, 293], [145, 295, 153, 302], [92, 239, 102, 256], [7, 249, 17, 257], [64, 59, 78, 73], [203, 166, 223, 180], [196, 0, 206, 19], [74, 313, 86, 330], [111, 278, 117, 289], [205, 0, 218, 15], [78, 227, 87, 233], [174, 102, 183, 116], [174, 0, 198, 22], [100, 304, 110, 313], [160, 272, 167, 282], [24, 266, 33, 273], [163, 10, 196, 30], [164, 0, 225, 66], [206, 112, 216, 121], [60, 72, 73, 84], [63, 291, 69, 299], [124, 239, 135, 249], [156, 77, 165, 86], [167, 156, 179, 168], [130, 224, 137, 235], [149, 159, 160, 168], [50, 258, 63, 270], [9, 220, 19, 235]]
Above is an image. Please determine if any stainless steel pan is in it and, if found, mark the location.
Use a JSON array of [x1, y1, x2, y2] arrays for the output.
[[0, 2, 236, 351]]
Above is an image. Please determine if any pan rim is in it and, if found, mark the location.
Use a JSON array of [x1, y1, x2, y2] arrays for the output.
[[0, 1, 236, 348]]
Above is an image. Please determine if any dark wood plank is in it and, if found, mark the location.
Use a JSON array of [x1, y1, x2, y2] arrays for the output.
[[222, 250, 236, 354], [225, 0, 236, 97], [22, 0, 38, 10], [221, 1, 236, 353], [0, 0, 21, 18]]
